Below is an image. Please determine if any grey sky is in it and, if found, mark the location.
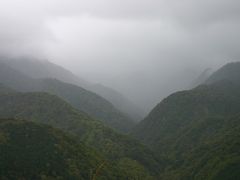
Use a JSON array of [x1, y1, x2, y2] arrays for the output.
[[0, 0, 240, 112]]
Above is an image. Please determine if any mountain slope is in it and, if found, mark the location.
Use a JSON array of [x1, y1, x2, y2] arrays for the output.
[[0, 119, 106, 180], [161, 115, 240, 180], [0, 62, 38, 91], [0, 90, 162, 179], [206, 61, 240, 85], [88, 84, 145, 121], [2, 57, 89, 87], [0, 62, 135, 132], [131, 62, 240, 179], [2, 57, 144, 120], [38, 79, 135, 132], [132, 81, 240, 150]]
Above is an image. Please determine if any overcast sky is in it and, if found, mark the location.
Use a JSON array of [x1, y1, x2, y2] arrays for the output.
[[0, 0, 240, 112]]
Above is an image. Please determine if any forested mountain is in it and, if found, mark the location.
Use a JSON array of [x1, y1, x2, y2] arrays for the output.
[[132, 81, 240, 148], [1, 59, 240, 179], [206, 62, 240, 85], [131, 62, 240, 179], [160, 115, 240, 180], [38, 79, 135, 132], [0, 62, 135, 132], [1, 57, 144, 120], [0, 119, 108, 180], [0, 89, 162, 179]]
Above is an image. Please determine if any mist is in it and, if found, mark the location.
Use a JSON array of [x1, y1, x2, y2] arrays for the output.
[[0, 0, 240, 113]]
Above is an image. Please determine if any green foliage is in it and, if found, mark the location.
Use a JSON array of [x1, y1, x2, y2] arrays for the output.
[[39, 79, 135, 132], [132, 81, 240, 150], [0, 62, 135, 132], [132, 79, 240, 179], [160, 116, 240, 180], [2, 60, 240, 179], [0, 91, 162, 179], [0, 119, 105, 180], [116, 158, 155, 180]]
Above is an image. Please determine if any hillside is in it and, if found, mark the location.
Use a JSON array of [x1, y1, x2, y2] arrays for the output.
[[2, 58, 240, 179], [132, 81, 240, 149], [0, 119, 105, 179], [131, 63, 240, 179], [0, 62, 38, 91], [0, 62, 135, 132], [1, 57, 89, 87], [0, 90, 162, 179], [2, 57, 144, 120], [38, 79, 135, 132], [206, 62, 240, 84], [161, 115, 240, 180]]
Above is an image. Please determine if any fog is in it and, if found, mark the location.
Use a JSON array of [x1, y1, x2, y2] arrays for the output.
[[0, 0, 240, 112]]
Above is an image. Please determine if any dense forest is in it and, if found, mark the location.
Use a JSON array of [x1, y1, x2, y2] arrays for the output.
[[0, 59, 240, 179]]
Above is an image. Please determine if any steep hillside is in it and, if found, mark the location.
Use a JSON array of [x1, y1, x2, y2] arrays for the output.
[[132, 81, 240, 150], [0, 91, 162, 179], [161, 115, 240, 180], [2, 57, 144, 120], [0, 119, 106, 180], [38, 79, 135, 132], [0, 62, 135, 132], [206, 62, 240, 84], [131, 63, 240, 179]]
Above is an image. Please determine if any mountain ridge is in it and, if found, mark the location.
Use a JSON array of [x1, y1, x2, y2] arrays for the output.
[[0, 88, 162, 178], [1, 57, 144, 120], [0, 61, 135, 132]]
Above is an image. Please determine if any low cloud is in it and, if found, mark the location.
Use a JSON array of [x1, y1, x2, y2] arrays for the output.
[[0, 0, 239, 111]]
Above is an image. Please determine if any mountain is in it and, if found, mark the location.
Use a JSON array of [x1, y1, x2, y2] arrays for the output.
[[0, 89, 162, 179], [131, 62, 240, 179], [2, 57, 144, 120], [190, 68, 213, 88], [88, 84, 145, 121], [38, 79, 135, 132], [132, 81, 240, 150], [2, 57, 89, 87], [0, 62, 38, 91], [206, 61, 240, 85], [0, 118, 107, 180], [161, 115, 240, 180], [0, 61, 135, 132]]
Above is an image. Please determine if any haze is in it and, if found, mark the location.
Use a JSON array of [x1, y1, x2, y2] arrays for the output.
[[0, 0, 240, 113]]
